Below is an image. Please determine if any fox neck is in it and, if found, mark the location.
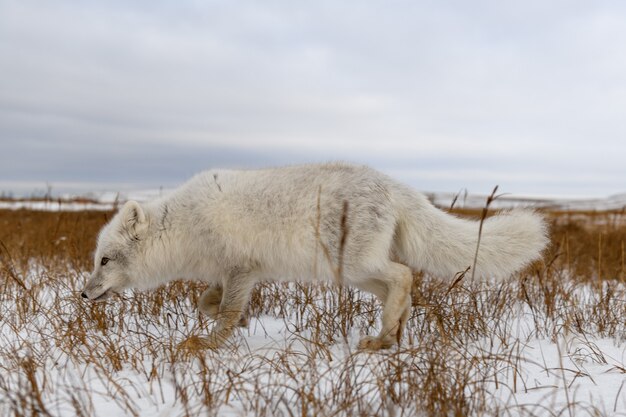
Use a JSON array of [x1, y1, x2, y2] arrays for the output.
[[130, 206, 183, 289], [135, 203, 205, 288]]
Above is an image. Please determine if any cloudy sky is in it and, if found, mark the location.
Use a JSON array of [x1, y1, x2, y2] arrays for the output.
[[1, 0, 625, 198]]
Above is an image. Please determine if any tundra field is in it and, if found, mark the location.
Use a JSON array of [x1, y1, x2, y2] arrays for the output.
[[1, 203, 626, 417]]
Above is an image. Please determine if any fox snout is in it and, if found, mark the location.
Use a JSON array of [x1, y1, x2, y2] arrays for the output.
[[81, 286, 113, 301], [81, 275, 113, 301], [80, 291, 98, 299]]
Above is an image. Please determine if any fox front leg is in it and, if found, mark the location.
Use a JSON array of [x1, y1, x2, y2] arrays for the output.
[[181, 271, 257, 350], [198, 285, 249, 327]]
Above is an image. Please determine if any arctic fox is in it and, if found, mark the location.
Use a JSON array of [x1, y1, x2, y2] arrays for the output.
[[81, 163, 548, 350]]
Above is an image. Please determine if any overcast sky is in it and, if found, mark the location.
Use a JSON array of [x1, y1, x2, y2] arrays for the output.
[[1, 0, 625, 198]]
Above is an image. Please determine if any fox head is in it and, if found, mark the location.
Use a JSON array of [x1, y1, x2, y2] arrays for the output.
[[81, 201, 150, 301]]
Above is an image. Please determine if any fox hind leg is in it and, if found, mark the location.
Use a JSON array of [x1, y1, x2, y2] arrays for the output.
[[357, 262, 413, 350]]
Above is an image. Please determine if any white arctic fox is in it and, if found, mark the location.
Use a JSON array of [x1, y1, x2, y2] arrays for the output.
[[82, 162, 548, 350]]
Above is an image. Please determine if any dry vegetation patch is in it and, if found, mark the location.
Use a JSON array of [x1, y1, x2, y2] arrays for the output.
[[1, 208, 626, 416]]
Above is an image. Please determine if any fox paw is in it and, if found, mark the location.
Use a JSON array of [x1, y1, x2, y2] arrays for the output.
[[198, 287, 222, 319], [357, 336, 395, 351], [237, 315, 249, 327], [177, 335, 220, 353]]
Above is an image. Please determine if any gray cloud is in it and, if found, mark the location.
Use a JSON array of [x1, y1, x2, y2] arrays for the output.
[[1, 0, 625, 197]]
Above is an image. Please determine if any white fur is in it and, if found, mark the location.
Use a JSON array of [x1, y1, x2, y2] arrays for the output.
[[82, 162, 548, 349]]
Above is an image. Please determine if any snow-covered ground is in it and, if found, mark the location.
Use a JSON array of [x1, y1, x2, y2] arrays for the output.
[[1, 192, 625, 416], [428, 191, 626, 211], [1, 263, 625, 416], [2, 190, 625, 212]]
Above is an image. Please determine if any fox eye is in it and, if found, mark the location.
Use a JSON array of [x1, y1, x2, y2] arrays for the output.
[[100, 257, 110, 266]]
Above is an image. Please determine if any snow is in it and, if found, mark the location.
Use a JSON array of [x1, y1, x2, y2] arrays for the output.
[[1, 190, 625, 212], [428, 192, 626, 211], [492, 337, 626, 415], [1, 267, 626, 416], [2, 195, 626, 416]]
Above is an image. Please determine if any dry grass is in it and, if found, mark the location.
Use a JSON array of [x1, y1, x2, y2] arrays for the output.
[[1, 206, 626, 416]]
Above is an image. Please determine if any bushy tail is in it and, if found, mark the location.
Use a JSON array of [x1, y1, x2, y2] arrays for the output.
[[394, 192, 549, 279]]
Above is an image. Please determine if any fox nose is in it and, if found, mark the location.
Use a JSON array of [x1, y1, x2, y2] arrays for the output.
[[81, 292, 88, 299]]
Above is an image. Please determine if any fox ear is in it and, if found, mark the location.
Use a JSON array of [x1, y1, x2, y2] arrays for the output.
[[120, 200, 147, 237]]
